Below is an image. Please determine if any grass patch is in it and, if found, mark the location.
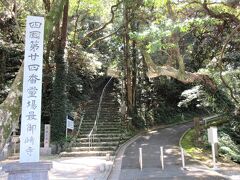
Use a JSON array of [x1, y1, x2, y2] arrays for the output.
[[181, 117, 240, 166], [181, 128, 210, 162]]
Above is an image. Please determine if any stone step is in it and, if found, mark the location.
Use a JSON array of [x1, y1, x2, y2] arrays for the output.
[[84, 112, 119, 116], [71, 146, 117, 152], [98, 112, 120, 115], [85, 104, 119, 109], [78, 131, 122, 136], [79, 127, 121, 132], [81, 122, 121, 126], [77, 137, 121, 143], [79, 133, 121, 138], [79, 130, 121, 135], [60, 151, 114, 157], [97, 103, 119, 108], [83, 114, 121, 118], [97, 117, 121, 121], [82, 118, 121, 122], [83, 113, 119, 117], [80, 127, 120, 131], [85, 101, 118, 105], [84, 114, 119, 118], [74, 141, 119, 147], [84, 109, 119, 113], [83, 121, 121, 125], [86, 105, 119, 108], [81, 120, 121, 124], [85, 105, 118, 110], [80, 124, 121, 129], [82, 121, 121, 125], [94, 98, 117, 102], [79, 133, 123, 138], [80, 131, 122, 135]]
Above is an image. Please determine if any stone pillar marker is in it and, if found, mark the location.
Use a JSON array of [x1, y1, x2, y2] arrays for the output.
[[44, 124, 51, 148], [40, 124, 52, 155], [3, 16, 52, 180]]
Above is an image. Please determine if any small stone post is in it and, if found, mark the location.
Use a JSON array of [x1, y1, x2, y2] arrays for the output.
[[160, 146, 164, 170], [40, 124, 52, 155], [193, 117, 201, 143], [139, 148, 142, 171]]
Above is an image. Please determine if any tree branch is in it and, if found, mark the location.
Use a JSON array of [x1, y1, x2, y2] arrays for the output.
[[83, 0, 122, 40], [140, 46, 217, 92], [202, 1, 240, 25], [72, 0, 81, 45], [87, 25, 123, 49], [218, 24, 240, 104]]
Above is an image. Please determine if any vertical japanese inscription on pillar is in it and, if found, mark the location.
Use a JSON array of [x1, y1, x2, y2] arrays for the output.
[[44, 125, 50, 148], [20, 16, 44, 163]]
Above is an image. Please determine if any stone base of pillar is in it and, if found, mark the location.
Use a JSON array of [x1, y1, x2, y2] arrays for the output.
[[3, 161, 52, 180]]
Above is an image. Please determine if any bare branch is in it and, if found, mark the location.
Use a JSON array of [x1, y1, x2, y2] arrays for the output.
[[86, 11, 137, 49], [83, 0, 123, 40], [87, 26, 123, 49]]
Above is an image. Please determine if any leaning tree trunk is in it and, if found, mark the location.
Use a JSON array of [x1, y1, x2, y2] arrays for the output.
[[0, 64, 23, 149], [0, 0, 67, 151]]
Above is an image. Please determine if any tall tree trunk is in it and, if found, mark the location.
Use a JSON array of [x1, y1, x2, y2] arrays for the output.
[[51, 0, 69, 142], [123, 1, 133, 116], [131, 21, 138, 113], [0, 51, 6, 90], [132, 40, 137, 112]]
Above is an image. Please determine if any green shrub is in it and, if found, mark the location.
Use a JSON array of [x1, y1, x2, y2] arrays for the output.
[[218, 132, 240, 163], [219, 146, 240, 162]]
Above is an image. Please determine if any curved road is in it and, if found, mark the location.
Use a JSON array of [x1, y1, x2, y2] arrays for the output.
[[109, 122, 228, 180]]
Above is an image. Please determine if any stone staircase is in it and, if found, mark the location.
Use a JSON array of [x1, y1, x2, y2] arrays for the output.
[[61, 78, 130, 157]]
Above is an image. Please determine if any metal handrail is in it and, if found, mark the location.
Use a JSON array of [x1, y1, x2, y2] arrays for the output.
[[202, 114, 222, 126], [87, 77, 113, 151]]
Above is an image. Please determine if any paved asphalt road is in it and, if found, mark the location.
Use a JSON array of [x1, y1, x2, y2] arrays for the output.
[[110, 122, 229, 180]]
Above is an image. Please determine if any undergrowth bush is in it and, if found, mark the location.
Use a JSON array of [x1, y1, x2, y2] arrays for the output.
[[218, 132, 240, 163]]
